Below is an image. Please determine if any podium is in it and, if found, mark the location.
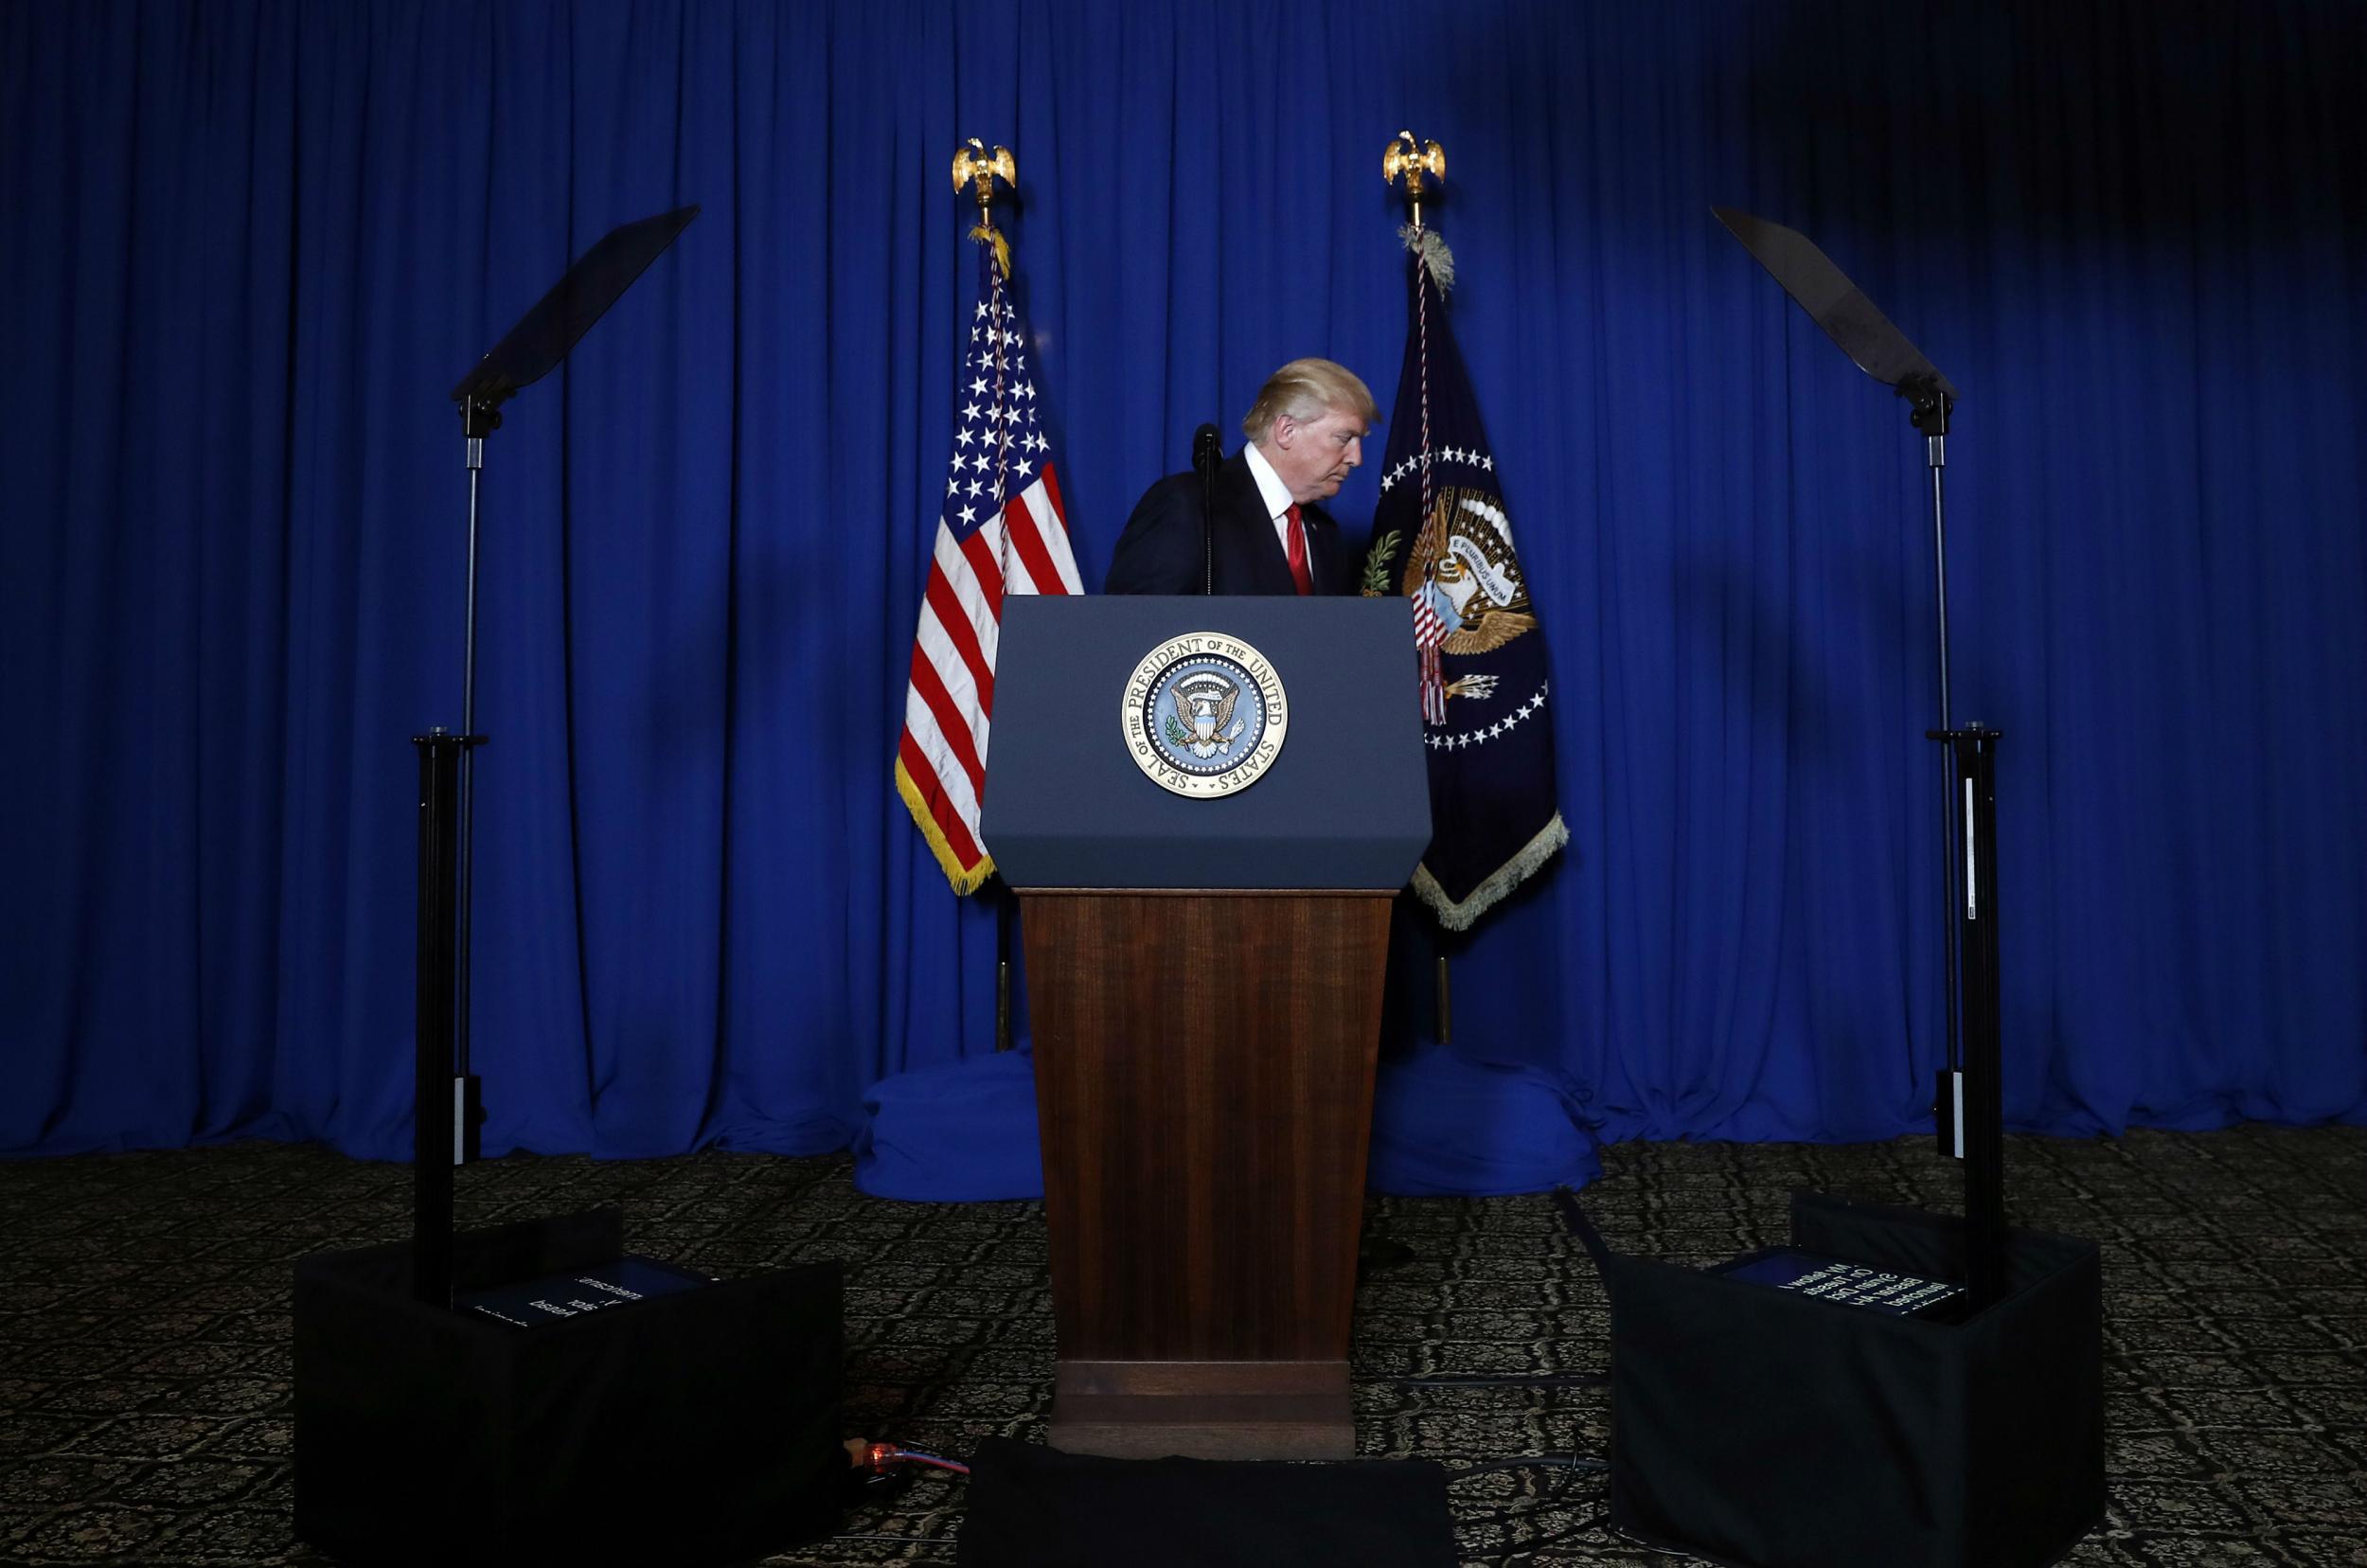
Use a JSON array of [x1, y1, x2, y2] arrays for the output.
[[985, 596, 1431, 1460]]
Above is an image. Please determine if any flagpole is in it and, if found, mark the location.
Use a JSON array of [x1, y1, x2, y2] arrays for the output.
[[955, 138, 1024, 1050], [1387, 131, 1456, 1041], [995, 887, 1014, 1052], [901, 140, 1080, 913], [1435, 953, 1452, 1047]]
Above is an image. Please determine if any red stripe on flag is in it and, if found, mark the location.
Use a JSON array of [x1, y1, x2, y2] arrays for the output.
[[907, 644, 987, 798], [957, 527, 1006, 620], [923, 564, 994, 711], [1037, 461, 1068, 526], [1003, 491, 1068, 599], [899, 729, 983, 870]]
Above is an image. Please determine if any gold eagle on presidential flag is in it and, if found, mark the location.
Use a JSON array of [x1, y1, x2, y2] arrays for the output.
[[896, 142, 1084, 894], [1364, 133, 1568, 929]]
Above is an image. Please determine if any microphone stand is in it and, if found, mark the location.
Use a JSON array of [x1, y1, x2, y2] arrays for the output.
[[1194, 422, 1220, 595]]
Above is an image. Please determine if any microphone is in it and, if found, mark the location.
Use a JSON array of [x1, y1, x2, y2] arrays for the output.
[[1193, 424, 1220, 594]]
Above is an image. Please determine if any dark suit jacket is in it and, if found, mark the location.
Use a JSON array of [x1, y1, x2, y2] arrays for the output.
[[1102, 451, 1350, 596]]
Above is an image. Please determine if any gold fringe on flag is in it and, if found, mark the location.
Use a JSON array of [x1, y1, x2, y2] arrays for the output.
[[969, 222, 1010, 279], [1412, 813, 1570, 932], [895, 757, 997, 897], [1400, 223, 1455, 294]]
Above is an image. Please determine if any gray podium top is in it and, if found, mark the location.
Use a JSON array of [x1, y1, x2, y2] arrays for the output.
[[984, 597, 1433, 890]]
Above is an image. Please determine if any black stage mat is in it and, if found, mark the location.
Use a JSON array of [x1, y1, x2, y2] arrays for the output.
[[956, 1438, 1455, 1567]]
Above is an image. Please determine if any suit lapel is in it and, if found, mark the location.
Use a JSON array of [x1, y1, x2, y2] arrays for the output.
[[1303, 506, 1337, 596], [1219, 452, 1352, 594], [1222, 454, 1295, 595]]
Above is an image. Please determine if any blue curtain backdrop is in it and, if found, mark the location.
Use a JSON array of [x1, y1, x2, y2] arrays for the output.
[[3, 0, 2361, 1160]]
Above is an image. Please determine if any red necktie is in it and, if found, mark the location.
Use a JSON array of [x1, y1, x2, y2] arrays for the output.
[[1285, 503, 1311, 596]]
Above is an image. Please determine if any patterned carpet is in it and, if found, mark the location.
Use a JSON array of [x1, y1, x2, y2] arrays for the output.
[[1, 1124, 2360, 1565]]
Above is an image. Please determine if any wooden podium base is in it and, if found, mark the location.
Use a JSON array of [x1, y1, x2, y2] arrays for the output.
[[1021, 888, 1392, 1461], [1049, 1359, 1352, 1460]]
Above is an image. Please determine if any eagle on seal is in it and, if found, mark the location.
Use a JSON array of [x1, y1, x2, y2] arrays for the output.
[[1171, 677, 1243, 758]]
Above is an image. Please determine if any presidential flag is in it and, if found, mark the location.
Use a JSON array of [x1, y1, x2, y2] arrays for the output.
[[895, 244, 1082, 893], [1366, 228, 1567, 928]]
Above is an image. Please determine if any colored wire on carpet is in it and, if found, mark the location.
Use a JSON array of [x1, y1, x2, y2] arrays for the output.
[[858, 1440, 973, 1477]]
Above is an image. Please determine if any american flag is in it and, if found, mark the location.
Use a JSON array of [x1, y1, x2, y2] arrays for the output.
[[1412, 590, 1449, 724], [895, 247, 1082, 894]]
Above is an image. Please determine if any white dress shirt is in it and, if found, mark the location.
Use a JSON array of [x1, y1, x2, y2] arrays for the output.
[[1243, 440, 1299, 558]]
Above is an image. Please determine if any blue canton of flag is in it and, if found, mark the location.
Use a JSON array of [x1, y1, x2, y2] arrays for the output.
[[897, 247, 1081, 894], [1369, 232, 1567, 929]]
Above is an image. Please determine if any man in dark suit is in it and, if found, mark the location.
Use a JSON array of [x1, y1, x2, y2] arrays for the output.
[[1104, 357, 1379, 595]]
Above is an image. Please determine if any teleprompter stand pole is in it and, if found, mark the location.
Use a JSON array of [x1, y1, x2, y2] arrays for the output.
[[454, 395, 497, 1113], [412, 727, 481, 1306], [1711, 207, 2010, 1298], [1932, 722, 2005, 1306], [413, 204, 701, 1301], [1904, 377, 2011, 1304], [1910, 383, 1966, 1109], [407, 397, 501, 1308], [297, 201, 860, 1568]]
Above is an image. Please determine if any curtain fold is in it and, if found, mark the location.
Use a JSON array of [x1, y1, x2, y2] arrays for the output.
[[3, 0, 2360, 1159]]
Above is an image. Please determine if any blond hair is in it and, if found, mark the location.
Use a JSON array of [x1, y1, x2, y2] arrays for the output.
[[1240, 358, 1379, 442]]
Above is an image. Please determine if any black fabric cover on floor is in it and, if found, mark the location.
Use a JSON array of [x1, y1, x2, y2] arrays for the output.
[[1600, 1190, 2104, 1568], [956, 1437, 1458, 1567], [294, 1208, 844, 1568]]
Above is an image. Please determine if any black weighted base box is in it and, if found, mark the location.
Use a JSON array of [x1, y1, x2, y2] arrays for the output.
[[1603, 1191, 2102, 1568], [294, 1209, 842, 1568]]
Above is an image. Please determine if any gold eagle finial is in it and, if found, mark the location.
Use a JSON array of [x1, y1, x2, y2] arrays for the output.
[[952, 138, 1020, 276], [1382, 131, 1446, 225], [952, 138, 1018, 216]]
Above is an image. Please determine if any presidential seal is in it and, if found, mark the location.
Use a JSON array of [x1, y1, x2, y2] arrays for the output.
[[1401, 484, 1539, 656], [1120, 633, 1289, 797]]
